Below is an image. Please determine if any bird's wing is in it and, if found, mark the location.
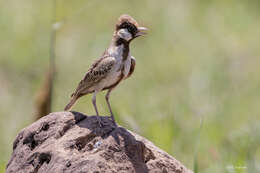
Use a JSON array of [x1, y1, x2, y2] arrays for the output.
[[125, 56, 136, 79], [71, 56, 116, 97]]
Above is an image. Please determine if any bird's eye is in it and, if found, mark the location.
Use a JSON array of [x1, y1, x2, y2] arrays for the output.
[[119, 22, 136, 34], [127, 26, 133, 33], [127, 25, 137, 35]]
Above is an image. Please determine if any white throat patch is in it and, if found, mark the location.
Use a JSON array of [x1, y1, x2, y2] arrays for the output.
[[117, 29, 132, 41]]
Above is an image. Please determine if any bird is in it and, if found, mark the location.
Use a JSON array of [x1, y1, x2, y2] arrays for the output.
[[64, 14, 147, 126]]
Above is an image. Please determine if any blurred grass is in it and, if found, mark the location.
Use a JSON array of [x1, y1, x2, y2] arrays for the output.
[[0, 0, 260, 172], [0, 163, 5, 173]]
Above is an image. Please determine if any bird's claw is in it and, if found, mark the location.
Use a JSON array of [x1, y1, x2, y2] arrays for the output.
[[109, 116, 118, 127], [96, 116, 102, 127], [96, 116, 110, 127]]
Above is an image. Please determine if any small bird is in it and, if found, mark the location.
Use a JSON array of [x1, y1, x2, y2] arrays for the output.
[[64, 14, 147, 126]]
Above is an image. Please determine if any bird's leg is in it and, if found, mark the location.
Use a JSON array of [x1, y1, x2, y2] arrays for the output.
[[105, 89, 117, 126], [92, 91, 102, 127]]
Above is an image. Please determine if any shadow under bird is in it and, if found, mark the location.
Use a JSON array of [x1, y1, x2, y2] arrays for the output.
[[64, 14, 148, 126]]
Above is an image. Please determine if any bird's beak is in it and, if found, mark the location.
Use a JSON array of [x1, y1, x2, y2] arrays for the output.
[[136, 26, 148, 37]]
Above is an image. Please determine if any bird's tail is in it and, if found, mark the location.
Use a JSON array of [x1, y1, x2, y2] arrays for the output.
[[64, 96, 78, 111]]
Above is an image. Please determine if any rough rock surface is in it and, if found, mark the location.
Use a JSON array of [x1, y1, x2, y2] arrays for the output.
[[6, 112, 193, 173]]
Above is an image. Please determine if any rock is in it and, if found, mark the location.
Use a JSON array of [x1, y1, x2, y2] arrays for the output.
[[6, 111, 193, 173]]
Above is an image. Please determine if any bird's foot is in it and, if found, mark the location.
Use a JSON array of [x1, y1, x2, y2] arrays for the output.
[[109, 116, 118, 127], [96, 116, 103, 127], [96, 116, 111, 127]]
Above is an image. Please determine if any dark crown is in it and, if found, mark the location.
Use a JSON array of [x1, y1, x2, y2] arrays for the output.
[[116, 14, 139, 36]]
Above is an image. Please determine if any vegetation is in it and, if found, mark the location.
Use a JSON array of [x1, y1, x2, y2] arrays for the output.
[[0, 0, 260, 172]]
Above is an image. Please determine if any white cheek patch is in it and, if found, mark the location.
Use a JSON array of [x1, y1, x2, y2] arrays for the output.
[[117, 29, 132, 41]]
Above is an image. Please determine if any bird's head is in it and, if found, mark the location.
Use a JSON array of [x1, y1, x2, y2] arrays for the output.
[[114, 14, 148, 43]]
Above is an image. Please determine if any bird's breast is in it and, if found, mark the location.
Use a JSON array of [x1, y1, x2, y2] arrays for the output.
[[99, 56, 131, 91], [122, 56, 132, 78]]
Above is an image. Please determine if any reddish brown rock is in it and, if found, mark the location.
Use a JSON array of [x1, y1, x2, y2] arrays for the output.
[[6, 111, 193, 173]]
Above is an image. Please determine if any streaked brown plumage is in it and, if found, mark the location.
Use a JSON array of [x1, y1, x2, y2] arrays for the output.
[[64, 14, 147, 126]]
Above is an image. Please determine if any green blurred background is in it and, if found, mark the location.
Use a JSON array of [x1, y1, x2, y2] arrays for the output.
[[1, 0, 260, 172]]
